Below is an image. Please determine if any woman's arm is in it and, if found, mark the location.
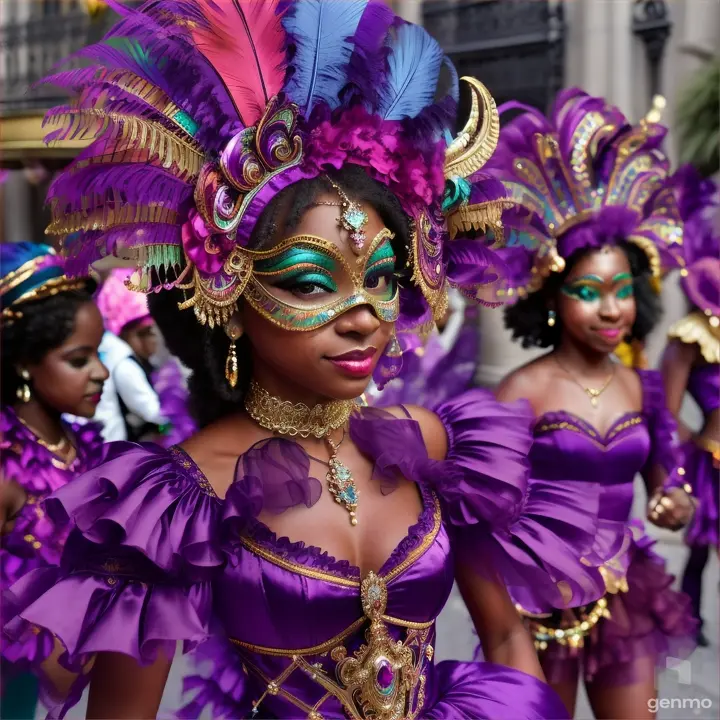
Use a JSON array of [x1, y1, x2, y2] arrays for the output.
[[660, 340, 696, 442], [87, 651, 172, 719], [0, 477, 27, 535], [455, 560, 544, 681]]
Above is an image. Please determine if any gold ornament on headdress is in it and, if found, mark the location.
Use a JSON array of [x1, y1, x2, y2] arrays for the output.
[[443, 77, 514, 243]]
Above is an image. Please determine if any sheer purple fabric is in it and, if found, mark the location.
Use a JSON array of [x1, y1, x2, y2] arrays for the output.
[[4, 391, 615, 718]]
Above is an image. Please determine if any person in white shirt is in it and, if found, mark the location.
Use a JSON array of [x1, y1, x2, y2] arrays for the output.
[[95, 271, 168, 441]]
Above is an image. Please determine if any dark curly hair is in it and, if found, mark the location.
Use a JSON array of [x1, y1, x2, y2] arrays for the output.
[[1, 289, 96, 405], [149, 166, 411, 428], [504, 241, 662, 349]]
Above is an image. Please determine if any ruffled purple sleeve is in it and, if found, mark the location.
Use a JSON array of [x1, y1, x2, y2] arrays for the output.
[[637, 370, 685, 490], [433, 390, 611, 614], [3, 443, 223, 715]]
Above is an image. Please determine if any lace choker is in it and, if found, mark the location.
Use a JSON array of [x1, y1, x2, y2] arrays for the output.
[[244, 381, 356, 439]]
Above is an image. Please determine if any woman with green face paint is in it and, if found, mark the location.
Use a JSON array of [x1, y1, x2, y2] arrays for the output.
[[484, 91, 700, 719]]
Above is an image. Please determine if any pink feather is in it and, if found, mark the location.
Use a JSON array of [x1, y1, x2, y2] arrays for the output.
[[191, 0, 287, 127]]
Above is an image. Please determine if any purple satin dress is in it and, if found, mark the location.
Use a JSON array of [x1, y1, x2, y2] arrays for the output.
[[0, 407, 104, 686], [5, 392, 615, 719], [683, 362, 719, 548], [526, 371, 697, 687]]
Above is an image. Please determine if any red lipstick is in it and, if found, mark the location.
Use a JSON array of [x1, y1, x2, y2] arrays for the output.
[[326, 347, 377, 378]]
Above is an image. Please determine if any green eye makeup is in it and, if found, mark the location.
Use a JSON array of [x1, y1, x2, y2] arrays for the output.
[[254, 246, 339, 294], [562, 272, 634, 302], [562, 284, 601, 302], [244, 229, 400, 332]]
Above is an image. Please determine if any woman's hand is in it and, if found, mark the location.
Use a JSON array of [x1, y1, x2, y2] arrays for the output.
[[647, 487, 695, 530]]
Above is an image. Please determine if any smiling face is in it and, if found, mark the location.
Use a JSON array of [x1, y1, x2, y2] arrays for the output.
[[25, 301, 109, 417], [555, 246, 637, 355], [240, 193, 399, 402]]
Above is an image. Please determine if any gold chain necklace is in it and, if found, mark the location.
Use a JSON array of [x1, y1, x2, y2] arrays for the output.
[[553, 357, 616, 408], [244, 382, 359, 525], [16, 416, 77, 467]]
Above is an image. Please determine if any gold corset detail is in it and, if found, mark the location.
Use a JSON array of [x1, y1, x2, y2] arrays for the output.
[[240, 573, 433, 720]]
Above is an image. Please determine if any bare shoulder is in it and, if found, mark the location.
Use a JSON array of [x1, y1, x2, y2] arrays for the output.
[[496, 355, 554, 404], [614, 364, 644, 406], [180, 413, 265, 499], [383, 405, 448, 461]]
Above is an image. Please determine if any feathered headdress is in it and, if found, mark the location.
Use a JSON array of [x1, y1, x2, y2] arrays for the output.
[[666, 166, 720, 328], [479, 89, 688, 301], [41, 0, 506, 375]]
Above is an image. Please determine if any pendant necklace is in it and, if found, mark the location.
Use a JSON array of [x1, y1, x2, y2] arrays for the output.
[[324, 430, 359, 526], [554, 357, 616, 408], [244, 381, 359, 525]]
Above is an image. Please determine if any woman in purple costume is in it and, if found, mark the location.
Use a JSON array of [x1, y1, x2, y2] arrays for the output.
[[480, 91, 699, 718], [0, 243, 106, 718], [661, 168, 720, 647], [4, 3, 621, 718]]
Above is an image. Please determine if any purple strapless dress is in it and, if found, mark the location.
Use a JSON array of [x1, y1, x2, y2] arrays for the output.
[[0, 407, 104, 686], [4, 392, 618, 719], [522, 371, 697, 687], [683, 362, 719, 548]]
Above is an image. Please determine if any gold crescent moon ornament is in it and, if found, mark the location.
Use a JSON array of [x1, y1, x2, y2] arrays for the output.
[[444, 77, 500, 180]]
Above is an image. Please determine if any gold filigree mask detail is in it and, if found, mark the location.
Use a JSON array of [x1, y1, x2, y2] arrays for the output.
[[243, 228, 399, 332]]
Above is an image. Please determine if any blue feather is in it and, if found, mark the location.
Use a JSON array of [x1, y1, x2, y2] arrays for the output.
[[283, 0, 368, 114], [378, 22, 444, 121]]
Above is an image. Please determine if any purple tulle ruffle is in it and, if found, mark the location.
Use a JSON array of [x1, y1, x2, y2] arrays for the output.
[[540, 524, 698, 687]]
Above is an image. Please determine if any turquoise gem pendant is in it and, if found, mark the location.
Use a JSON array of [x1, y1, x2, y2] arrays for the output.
[[339, 200, 369, 254], [326, 437, 358, 525]]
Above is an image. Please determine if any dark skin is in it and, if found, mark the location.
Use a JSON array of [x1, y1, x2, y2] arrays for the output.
[[86, 196, 544, 719], [662, 335, 720, 444], [0, 300, 108, 698], [121, 319, 159, 362], [498, 246, 694, 719]]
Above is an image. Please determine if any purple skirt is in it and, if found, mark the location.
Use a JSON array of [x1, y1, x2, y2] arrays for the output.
[[539, 529, 697, 687], [683, 439, 719, 548]]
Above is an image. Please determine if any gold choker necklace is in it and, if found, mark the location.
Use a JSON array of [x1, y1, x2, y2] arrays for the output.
[[244, 381, 355, 439], [244, 382, 359, 524]]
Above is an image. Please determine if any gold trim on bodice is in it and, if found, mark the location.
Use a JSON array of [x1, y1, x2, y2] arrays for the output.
[[239, 494, 442, 588], [668, 312, 720, 365], [238, 573, 434, 720]]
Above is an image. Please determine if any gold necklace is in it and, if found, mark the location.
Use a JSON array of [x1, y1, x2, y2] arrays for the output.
[[326, 431, 359, 526], [554, 357, 616, 407], [244, 381, 355, 439], [17, 417, 77, 469], [244, 382, 359, 525]]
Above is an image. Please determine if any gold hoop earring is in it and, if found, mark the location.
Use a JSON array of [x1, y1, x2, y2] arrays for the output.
[[224, 326, 242, 388], [17, 369, 31, 403]]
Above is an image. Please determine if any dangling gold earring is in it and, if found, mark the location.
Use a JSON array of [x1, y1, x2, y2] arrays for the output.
[[17, 369, 31, 403], [547, 309, 556, 327], [225, 326, 242, 388]]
